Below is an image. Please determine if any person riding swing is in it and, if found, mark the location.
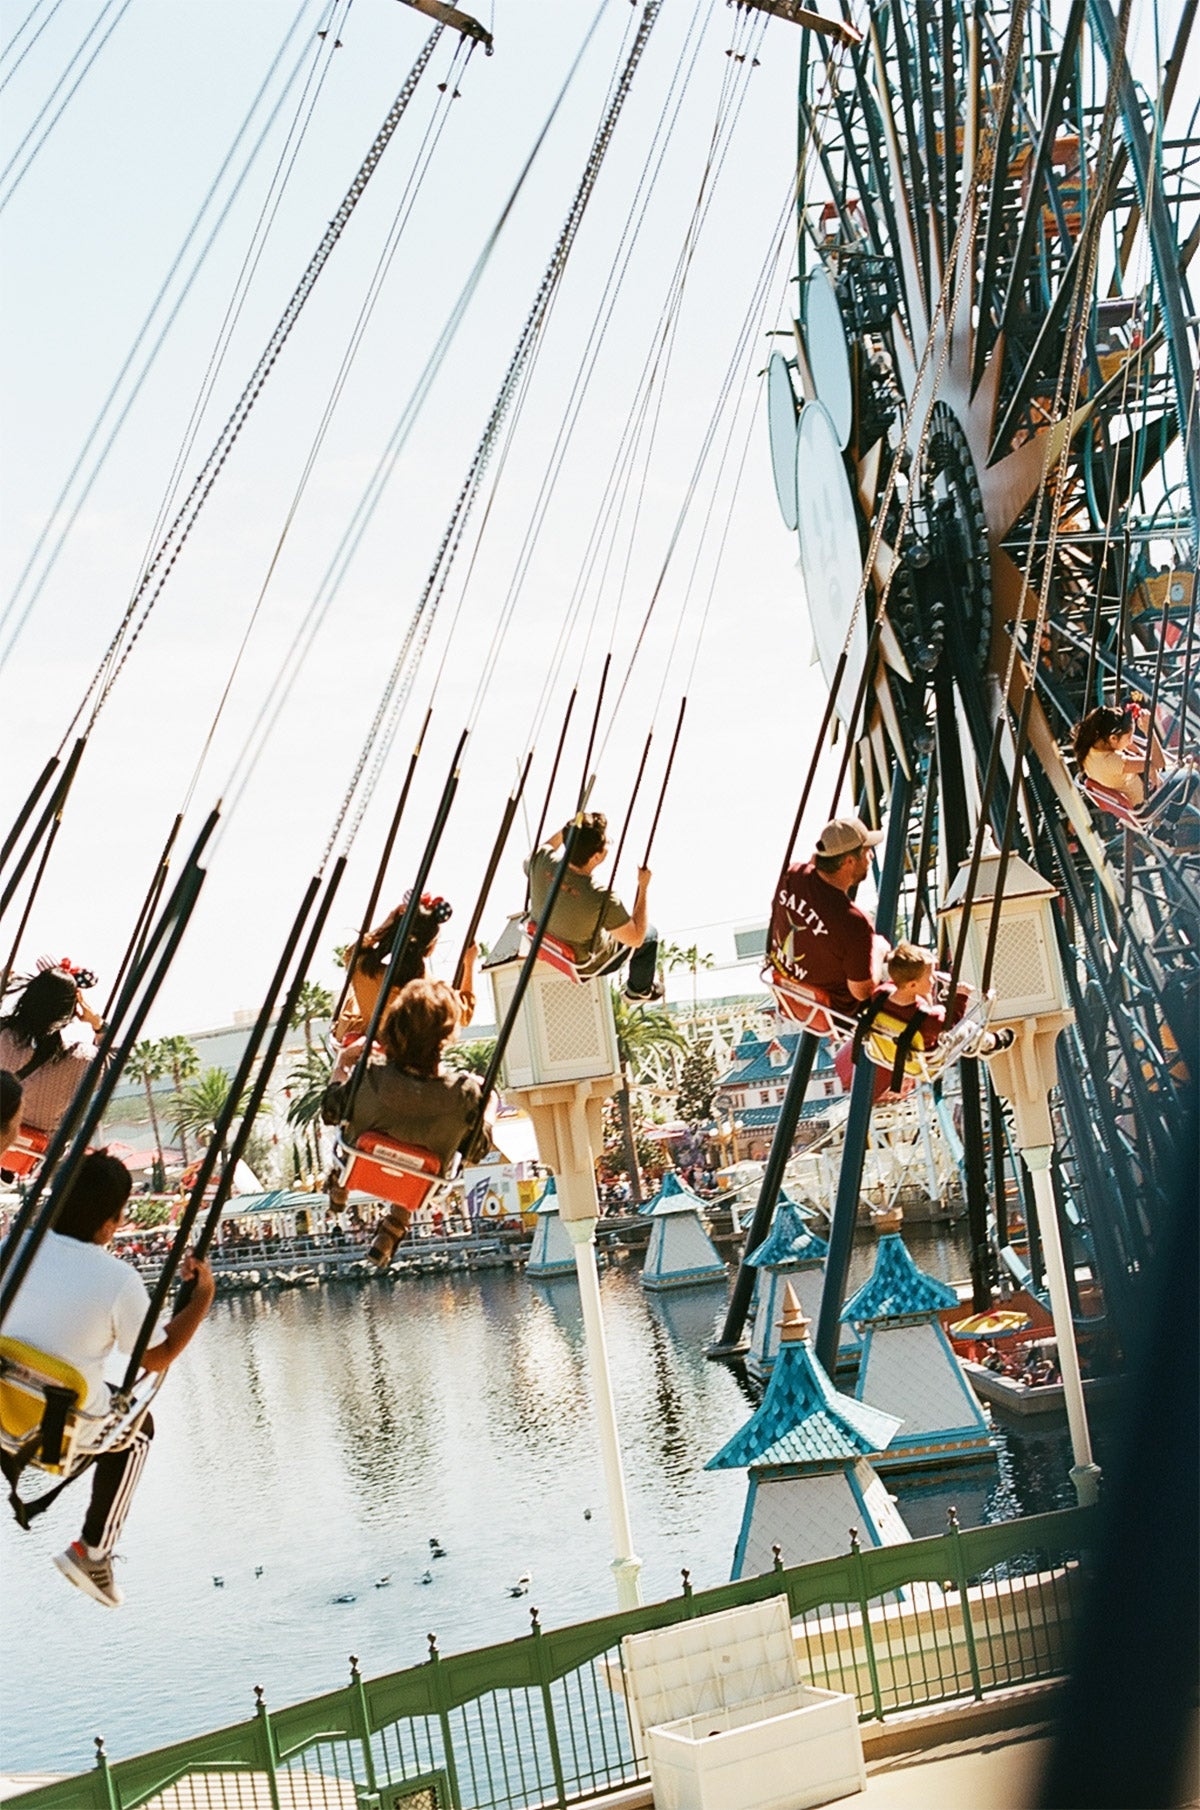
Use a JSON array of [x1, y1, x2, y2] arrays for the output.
[[766, 817, 888, 1029], [841, 942, 1015, 1100], [1, 1151, 215, 1608], [323, 979, 492, 1268], [524, 812, 661, 999]]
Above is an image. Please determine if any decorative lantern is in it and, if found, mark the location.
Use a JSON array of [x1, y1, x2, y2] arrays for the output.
[[939, 845, 1071, 1021], [485, 915, 620, 1089]]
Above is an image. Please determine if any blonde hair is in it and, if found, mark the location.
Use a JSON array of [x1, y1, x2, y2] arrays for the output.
[[887, 942, 933, 986], [381, 978, 459, 1076]]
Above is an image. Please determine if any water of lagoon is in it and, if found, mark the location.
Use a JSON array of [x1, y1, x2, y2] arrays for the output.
[[1, 1230, 1094, 1776]]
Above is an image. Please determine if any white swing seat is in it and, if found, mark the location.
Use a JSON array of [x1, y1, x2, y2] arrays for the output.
[[0, 1336, 158, 1480], [1, 1124, 49, 1178], [336, 1131, 454, 1212], [762, 964, 857, 1041]]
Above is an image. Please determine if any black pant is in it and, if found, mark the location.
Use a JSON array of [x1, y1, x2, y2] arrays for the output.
[[82, 1413, 153, 1553], [598, 926, 659, 995]]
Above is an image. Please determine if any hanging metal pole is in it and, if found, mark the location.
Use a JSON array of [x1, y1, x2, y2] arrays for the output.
[[708, 1031, 820, 1357]]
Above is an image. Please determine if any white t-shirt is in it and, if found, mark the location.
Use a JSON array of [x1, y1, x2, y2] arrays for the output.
[[4, 1232, 153, 1413]]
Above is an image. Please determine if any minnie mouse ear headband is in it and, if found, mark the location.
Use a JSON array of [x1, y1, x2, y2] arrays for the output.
[[36, 954, 98, 989], [402, 892, 453, 926]]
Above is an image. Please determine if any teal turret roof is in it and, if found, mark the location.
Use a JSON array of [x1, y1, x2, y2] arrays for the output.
[[533, 1175, 558, 1214], [641, 1170, 704, 1217], [706, 1334, 900, 1471], [840, 1234, 958, 1324], [747, 1202, 828, 1267]]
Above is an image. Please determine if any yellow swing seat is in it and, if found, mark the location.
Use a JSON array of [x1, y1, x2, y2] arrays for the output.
[[860, 993, 995, 1086], [0, 1336, 161, 1484]]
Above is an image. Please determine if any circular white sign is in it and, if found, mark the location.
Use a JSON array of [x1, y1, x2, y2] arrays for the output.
[[766, 350, 799, 530], [795, 400, 868, 725], [803, 267, 854, 450]]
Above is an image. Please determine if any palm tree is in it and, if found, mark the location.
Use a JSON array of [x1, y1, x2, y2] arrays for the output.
[[170, 1067, 255, 1162], [285, 1045, 333, 1130], [610, 992, 688, 1205], [661, 942, 715, 1021], [291, 980, 334, 1052], [158, 1034, 199, 1162], [443, 1038, 496, 1077], [127, 1040, 166, 1188]]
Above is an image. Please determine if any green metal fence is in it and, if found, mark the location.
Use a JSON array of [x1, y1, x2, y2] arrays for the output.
[[12, 1506, 1094, 1810]]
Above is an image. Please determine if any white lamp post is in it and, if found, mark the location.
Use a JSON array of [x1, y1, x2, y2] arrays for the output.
[[486, 925, 643, 1608], [941, 845, 1101, 1507]]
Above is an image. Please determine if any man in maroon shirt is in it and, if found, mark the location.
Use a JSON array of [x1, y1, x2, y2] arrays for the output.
[[767, 817, 885, 1017]]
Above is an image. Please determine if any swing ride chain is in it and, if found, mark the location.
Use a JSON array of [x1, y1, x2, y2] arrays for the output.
[[336, 0, 665, 862], [91, 23, 450, 716]]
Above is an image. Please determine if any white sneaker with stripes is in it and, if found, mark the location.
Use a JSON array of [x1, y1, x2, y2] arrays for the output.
[[54, 1541, 124, 1608]]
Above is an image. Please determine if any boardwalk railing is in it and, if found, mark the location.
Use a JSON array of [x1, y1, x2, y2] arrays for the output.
[[12, 1507, 1094, 1810]]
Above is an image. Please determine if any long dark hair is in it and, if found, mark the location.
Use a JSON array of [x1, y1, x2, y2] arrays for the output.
[[0, 969, 78, 1074], [1073, 704, 1136, 767], [356, 895, 452, 987]]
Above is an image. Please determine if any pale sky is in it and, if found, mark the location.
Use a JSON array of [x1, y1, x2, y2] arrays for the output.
[[2, 0, 1185, 1036], [1, 0, 848, 1036]]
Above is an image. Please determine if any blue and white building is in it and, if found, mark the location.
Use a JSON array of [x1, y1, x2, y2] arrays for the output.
[[746, 1201, 828, 1381], [713, 1029, 848, 1162], [640, 1170, 727, 1291], [707, 1285, 910, 1578], [842, 1235, 993, 1470], [524, 1176, 577, 1278]]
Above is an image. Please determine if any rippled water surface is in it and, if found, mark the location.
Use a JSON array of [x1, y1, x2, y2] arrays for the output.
[[1, 1234, 1092, 1775]]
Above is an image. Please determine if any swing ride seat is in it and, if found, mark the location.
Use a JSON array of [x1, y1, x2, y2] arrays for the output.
[[859, 994, 995, 1086], [761, 964, 857, 1041], [336, 1131, 451, 1213], [524, 921, 585, 984], [1, 1124, 49, 1179], [0, 1336, 161, 1525], [1079, 773, 1147, 832]]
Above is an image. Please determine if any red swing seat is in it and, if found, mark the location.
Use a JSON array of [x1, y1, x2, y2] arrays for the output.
[[2, 1125, 49, 1179], [336, 1132, 447, 1212], [1080, 773, 1145, 831], [524, 922, 584, 983]]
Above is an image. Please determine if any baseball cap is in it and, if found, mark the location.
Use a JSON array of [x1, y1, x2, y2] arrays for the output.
[[815, 816, 884, 857]]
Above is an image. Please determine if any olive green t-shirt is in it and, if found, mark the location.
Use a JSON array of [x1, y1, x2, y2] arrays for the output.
[[525, 846, 630, 970]]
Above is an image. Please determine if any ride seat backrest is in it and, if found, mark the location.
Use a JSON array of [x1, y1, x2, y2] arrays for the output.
[[339, 1133, 444, 1213], [524, 923, 582, 984], [763, 964, 847, 1039], [0, 1337, 88, 1473], [1080, 773, 1142, 830], [1, 1125, 49, 1179]]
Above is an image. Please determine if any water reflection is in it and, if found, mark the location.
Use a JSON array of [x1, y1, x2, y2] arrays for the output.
[[2, 1234, 1107, 1775]]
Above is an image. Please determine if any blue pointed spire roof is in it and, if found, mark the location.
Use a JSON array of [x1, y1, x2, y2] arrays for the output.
[[706, 1331, 899, 1471], [642, 1170, 704, 1216], [747, 1201, 827, 1267], [840, 1234, 959, 1324], [533, 1175, 558, 1213]]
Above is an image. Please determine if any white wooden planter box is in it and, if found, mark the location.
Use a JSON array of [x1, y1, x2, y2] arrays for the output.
[[621, 1597, 864, 1810], [645, 1684, 864, 1810]]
